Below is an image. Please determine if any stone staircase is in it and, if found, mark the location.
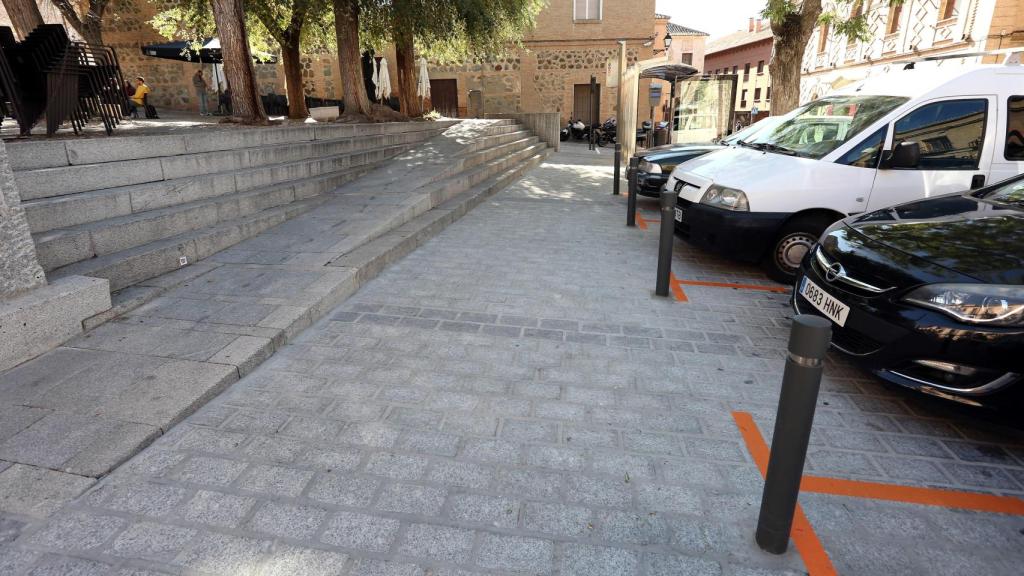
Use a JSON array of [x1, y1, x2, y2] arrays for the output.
[[9, 122, 458, 293], [8, 119, 548, 317]]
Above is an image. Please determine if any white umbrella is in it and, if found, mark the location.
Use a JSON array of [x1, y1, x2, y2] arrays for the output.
[[416, 56, 431, 109], [374, 57, 391, 102]]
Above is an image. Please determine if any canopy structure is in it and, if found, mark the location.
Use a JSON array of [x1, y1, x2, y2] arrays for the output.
[[616, 52, 700, 160], [140, 38, 278, 64]]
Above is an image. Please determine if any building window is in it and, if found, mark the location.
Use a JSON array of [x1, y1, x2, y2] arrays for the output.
[[573, 0, 601, 20], [740, 89, 748, 107], [757, 60, 764, 74], [847, 1, 863, 47], [939, 0, 956, 21], [886, 3, 902, 34], [766, 86, 771, 101], [743, 63, 750, 79], [754, 88, 762, 101], [817, 23, 829, 53], [732, 65, 738, 74], [681, 52, 693, 65]]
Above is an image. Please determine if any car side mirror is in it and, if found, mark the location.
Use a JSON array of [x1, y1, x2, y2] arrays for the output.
[[884, 141, 920, 169]]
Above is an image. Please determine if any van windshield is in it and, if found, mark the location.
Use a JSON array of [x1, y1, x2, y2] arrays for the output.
[[744, 95, 908, 159]]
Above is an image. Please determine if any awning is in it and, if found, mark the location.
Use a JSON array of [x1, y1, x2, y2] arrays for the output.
[[140, 38, 277, 64], [639, 63, 699, 82]]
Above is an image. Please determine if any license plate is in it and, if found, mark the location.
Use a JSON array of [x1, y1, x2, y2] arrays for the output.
[[674, 207, 683, 222], [799, 277, 850, 327]]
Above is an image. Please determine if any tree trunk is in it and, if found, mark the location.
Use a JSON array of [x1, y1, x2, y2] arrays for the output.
[[281, 39, 308, 119], [333, 0, 371, 117], [210, 0, 268, 124], [768, 2, 821, 115], [393, 25, 421, 117], [52, 0, 106, 45], [3, 0, 43, 39]]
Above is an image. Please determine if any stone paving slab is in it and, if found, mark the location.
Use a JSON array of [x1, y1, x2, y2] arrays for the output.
[[4, 143, 1022, 574], [0, 120, 548, 529]]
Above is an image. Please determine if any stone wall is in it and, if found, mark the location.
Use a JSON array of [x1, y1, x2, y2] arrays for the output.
[[0, 141, 46, 298]]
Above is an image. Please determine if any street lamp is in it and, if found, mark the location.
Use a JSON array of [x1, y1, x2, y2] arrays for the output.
[[653, 32, 673, 55]]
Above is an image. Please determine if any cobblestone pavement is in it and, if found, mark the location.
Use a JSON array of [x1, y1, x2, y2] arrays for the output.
[[3, 144, 1023, 575]]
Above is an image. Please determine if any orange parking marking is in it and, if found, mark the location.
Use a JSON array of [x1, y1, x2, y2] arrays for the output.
[[635, 212, 649, 230], [733, 411, 1024, 516], [677, 278, 790, 293], [668, 272, 688, 302]]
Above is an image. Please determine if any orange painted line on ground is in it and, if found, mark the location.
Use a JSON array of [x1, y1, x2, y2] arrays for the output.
[[635, 212, 649, 230], [732, 411, 1024, 515], [731, 411, 838, 576], [668, 272, 688, 302], [677, 279, 791, 293]]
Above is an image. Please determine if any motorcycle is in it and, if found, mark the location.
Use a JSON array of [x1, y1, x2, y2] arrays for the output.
[[593, 117, 617, 147], [560, 119, 592, 142]]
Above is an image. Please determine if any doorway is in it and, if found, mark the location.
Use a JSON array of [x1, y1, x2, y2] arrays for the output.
[[429, 79, 459, 118], [573, 83, 600, 126]]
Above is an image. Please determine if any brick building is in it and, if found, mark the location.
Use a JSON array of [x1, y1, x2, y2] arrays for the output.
[[801, 0, 1024, 104], [704, 19, 774, 127]]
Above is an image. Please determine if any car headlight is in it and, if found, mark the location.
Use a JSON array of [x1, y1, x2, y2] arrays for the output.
[[638, 160, 661, 174], [903, 284, 1024, 326], [699, 185, 749, 211]]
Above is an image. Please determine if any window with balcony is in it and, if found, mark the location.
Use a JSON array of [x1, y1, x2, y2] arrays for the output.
[[744, 63, 750, 79], [740, 89, 748, 108], [817, 23, 829, 54], [573, 0, 601, 21], [754, 88, 762, 101], [757, 60, 764, 74]]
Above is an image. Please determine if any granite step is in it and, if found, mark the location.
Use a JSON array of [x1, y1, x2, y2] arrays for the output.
[[21, 134, 442, 234]]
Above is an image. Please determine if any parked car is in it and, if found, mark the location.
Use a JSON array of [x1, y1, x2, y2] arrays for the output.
[[793, 173, 1024, 408], [630, 116, 787, 197], [667, 57, 1024, 282]]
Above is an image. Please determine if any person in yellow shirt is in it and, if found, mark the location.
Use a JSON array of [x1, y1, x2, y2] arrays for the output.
[[129, 76, 151, 117]]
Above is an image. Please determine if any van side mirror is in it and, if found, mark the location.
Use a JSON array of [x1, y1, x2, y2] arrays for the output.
[[884, 141, 920, 169]]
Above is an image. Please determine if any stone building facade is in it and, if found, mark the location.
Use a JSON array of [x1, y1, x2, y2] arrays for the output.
[[3, 0, 707, 123], [801, 0, 1024, 104], [703, 20, 774, 127]]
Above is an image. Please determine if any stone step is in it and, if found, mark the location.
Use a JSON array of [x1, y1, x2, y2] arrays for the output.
[[6, 120, 457, 171], [33, 163, 376, 271], [22, 138, 427, 234], [12, 122, 450, 201], [49, 195, 329, 292], [455, 129, 534, 156]]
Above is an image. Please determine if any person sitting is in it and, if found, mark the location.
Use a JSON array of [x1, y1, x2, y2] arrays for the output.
[[128, 76, 151, 118]]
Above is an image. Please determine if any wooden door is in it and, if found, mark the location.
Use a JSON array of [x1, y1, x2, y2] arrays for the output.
[[429, 79, 458, 118], [573, 83, 600, 126]]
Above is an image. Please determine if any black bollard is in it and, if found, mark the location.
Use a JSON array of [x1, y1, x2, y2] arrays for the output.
[[655, 187, 675, 297], [626, 156, 639, 227], [755, 314, 833, 554], [613, 143, 622, 196]]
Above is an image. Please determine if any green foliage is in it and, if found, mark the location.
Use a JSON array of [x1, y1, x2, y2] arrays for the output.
[[762, 0, 903, 43]]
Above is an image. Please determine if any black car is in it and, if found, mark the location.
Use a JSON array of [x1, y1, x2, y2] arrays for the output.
[[794, 174, 1024, 408], [631, 145, 721, 197]]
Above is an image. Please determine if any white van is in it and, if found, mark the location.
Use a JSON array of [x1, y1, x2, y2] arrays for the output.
[[666, 55, 1024, 282]]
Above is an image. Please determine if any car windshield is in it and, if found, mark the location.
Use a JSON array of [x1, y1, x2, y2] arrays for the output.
[[746, 95, 908, 159], [979, 177, 1024, 209], [720, 116, 786, 145]]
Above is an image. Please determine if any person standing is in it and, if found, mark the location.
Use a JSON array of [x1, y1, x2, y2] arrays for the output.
[[193, 69, 209, 116]]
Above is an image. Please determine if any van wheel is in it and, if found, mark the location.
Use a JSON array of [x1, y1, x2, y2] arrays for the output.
[[764, 215, 834, 284]]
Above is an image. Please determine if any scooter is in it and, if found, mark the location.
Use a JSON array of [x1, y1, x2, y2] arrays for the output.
[[594, 117, 617, 147]]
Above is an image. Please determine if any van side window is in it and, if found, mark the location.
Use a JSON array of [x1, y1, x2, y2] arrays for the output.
[[1007, 96, 1024, 160], [893, 99, 987, 170], [837, 126, 887, 168]]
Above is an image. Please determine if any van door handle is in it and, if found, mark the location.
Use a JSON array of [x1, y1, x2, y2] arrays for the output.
[[971, 174, 985, 189]]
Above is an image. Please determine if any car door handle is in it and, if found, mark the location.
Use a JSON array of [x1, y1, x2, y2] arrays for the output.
[[971, 174, 985, 189]]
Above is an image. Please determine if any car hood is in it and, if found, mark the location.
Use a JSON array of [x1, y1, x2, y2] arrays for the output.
[[642, 146, 722, 165], [846, 194, 1024, 284], [641, 144, 719, 159]]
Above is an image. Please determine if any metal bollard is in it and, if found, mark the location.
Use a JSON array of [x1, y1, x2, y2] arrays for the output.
[[613, 143, 622, 195], [755, 314, 833, 554], [654, 187, 675, 297], [626, 156, 639, 227]]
